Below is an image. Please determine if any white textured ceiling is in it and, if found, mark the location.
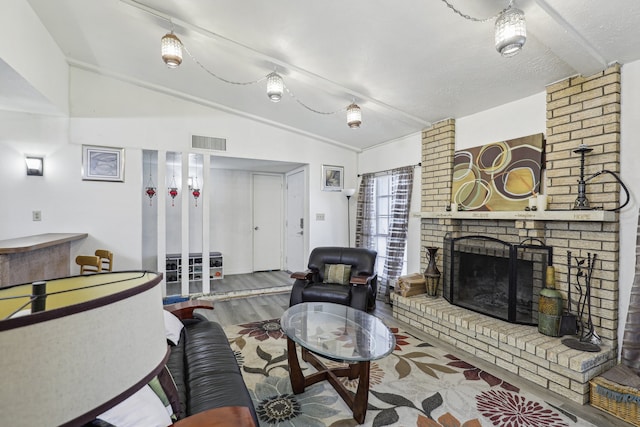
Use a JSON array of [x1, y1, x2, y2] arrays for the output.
[[21, 0, 640, 150]]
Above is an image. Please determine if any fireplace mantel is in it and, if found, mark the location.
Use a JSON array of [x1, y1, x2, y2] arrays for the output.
[[416, 209, 616, 222]]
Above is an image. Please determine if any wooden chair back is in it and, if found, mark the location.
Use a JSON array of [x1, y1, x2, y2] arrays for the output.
[[76, 255, 102, 274], [95, 249, 114, 272]]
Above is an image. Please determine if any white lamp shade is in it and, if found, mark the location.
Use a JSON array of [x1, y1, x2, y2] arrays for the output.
[[343, 188, 356, 197], [0, 272, 167, 426], [347, 103, 362, 128], [266, 72, 284, 102], [495, 8, 526, 57], [161, 32, 183, 68]]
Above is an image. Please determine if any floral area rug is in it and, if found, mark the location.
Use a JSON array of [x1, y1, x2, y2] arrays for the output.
[[225, 318, 597, 427]]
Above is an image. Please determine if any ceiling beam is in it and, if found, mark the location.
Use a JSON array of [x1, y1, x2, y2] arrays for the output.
[[530, 0, 610, 76]]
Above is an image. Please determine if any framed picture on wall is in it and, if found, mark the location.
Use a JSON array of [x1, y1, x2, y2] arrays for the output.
[[82, 145, 125, 182], [321, 164, 344, 191]]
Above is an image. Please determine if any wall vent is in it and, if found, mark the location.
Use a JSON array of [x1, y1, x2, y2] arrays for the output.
[[191, 135, 227, 151]]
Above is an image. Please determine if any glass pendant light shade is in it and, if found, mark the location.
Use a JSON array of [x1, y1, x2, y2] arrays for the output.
[[495, 8, 526, 57], [346, 103, 362, 128], [266, 72, 284, 102], [161, 32, 183, 68]]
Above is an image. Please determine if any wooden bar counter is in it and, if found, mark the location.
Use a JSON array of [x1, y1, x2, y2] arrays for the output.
[[0, 233, 88, 287]]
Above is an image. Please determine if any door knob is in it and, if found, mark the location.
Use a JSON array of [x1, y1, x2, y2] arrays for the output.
[[254, 226, 259, 230]]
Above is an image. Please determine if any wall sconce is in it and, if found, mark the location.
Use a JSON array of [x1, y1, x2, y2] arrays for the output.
[[25, 156, 44, 176]]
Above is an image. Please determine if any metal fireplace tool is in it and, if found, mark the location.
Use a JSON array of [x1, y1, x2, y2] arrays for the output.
[[561, 252, 601, 352]]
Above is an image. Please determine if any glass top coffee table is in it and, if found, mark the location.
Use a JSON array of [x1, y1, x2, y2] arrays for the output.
[[280, 302, 395, 424]]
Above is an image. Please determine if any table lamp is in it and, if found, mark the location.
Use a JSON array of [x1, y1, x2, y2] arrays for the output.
[[0, 271, 166, 426]]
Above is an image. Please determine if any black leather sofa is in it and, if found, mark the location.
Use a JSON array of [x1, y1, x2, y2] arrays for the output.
[[289, 246, 378, 312], [166, 303, 258, 427], [84, 302, 256, 427]]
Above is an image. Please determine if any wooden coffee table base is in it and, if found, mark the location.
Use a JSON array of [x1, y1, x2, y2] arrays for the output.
[[287, 337, 371, 424]]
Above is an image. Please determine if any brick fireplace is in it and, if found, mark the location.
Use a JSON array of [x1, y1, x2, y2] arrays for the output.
[[391, 64, 621, 404]]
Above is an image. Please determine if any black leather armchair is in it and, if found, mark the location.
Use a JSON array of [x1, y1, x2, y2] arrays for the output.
[[289, 246, 378, 312]]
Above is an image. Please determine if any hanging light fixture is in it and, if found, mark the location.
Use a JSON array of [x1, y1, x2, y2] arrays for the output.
[[168, 153, 179, 206], [192, 178, 201, 206], [346, 103, 362, 129], [144, 153, 156, 206], [266, 72, 284, 102], [494, 7, 526, 57], [191, 155, 201, 207], [439, 0, 525, 57], [161, 32, 183, 68]]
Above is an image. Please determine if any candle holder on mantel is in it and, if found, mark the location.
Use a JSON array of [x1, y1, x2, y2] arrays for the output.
[[424, 247, 441, 297]]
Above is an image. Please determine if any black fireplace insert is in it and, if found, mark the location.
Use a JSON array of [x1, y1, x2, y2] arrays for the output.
[[443, 235, 552, 325]]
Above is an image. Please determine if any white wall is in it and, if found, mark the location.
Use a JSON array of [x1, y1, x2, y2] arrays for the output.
[[619, 60, 640, 349], [456, 92, 547, 149], [210, 169, 253, 274], [1, 67, 358, 276], [357, 133, 422, 273]]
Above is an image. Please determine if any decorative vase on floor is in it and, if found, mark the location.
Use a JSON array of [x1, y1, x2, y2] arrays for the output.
[[424, 246, 441, 297]]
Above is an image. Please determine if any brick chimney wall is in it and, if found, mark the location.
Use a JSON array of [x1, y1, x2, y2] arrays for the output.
[[420, 64, 621, 348]]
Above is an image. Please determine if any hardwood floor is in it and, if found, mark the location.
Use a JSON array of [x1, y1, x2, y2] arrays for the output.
[[198, 270, 392, 326], [195, 271, 629, 427]]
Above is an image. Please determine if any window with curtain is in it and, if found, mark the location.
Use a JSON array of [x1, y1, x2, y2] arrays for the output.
[[355, 166, 413, 301]]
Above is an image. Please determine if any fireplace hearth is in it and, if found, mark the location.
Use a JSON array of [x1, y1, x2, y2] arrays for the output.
[[443, 235, 552, 325]]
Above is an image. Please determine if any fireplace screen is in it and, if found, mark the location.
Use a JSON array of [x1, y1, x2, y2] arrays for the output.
[[443, 235, 552, 325]]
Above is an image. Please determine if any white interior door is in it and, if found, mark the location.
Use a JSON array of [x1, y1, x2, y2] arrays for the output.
[[252, 173, 283, 271], [285, 169, 305, 273]]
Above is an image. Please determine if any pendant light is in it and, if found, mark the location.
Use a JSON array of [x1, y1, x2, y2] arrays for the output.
[[161, 32, 183, 68], [168, 153, 179, 206], [144, 152, 156, 205], [266, 72, 284, 102], [495, 7, 526, 57], [191, 155, 201, 207], [346, 103, 362, 129], [192, 178, 201, 206]]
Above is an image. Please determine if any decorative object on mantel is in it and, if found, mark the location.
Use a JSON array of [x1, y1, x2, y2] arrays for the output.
[[572, 143, 631, 212], [573, 143, 594, 210], [423, 246, 441, 297], [451, 133, 544, 211], [562, 252, 601, 352]]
